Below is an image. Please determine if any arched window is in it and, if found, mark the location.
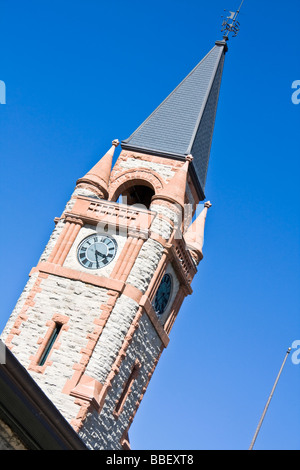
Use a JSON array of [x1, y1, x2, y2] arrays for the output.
[[115, 183, 155, 209], [121, 184, 155, 209]]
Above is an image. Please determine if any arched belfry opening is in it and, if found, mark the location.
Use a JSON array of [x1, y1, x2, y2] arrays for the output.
[[113, 179, 155, 209], [121, 184, 155, 209]]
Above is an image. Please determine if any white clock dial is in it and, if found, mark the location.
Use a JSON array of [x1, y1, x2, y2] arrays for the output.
[[77, 234, 117, 270]]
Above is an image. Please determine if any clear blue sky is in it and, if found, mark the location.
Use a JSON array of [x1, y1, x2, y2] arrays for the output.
[[0, 0, 299, 450]]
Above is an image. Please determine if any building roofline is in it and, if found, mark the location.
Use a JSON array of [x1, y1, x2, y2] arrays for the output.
[[121, 40, 228, 199], [0, 341, 88, 450], [120, 143, 206, 201]]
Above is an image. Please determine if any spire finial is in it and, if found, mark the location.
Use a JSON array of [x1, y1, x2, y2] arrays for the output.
[[221, 0, 245, 40], [112, 139, 120, 147]]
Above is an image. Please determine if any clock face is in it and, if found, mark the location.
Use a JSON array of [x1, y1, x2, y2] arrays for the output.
[[77, 234, 117, 270], [154, 273, 173, 316]]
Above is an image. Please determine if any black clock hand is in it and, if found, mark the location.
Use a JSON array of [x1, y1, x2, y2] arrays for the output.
[[156, 293, 164, 302], [94, 249, 99, 269], [95, 248, 107, 268], [95, 249, 105, 258]]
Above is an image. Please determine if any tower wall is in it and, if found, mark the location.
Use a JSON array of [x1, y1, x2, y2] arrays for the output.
[[79, 312, 163, 450], [1, 157, 197, 449], [109, 150, 199, 212], [1, 38, 226, 450], [2, 271, 110, 422]]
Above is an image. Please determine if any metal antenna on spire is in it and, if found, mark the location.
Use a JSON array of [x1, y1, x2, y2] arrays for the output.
[[221, 0, 245, 40]]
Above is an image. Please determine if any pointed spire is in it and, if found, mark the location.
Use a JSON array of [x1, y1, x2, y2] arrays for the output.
[[77, 139, 119, 198], [121, 41, 227, 200], [151, 155, 193, 209], [184, 201, 212, 264]]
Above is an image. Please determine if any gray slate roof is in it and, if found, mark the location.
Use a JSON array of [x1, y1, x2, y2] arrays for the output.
[[121, 41, 227, 199]]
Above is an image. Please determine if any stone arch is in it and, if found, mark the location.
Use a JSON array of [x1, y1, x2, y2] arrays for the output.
[[108, 168, 164, 203]]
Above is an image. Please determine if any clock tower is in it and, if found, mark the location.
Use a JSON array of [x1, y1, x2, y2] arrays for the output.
[[1, 38, 227, 450]]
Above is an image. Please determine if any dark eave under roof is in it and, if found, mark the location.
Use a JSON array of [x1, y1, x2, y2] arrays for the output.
[[0, 341, 87, 450]]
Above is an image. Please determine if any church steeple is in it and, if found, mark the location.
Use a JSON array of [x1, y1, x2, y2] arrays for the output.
[[1, 15, 239, 448], [122, 40, 228, 200]]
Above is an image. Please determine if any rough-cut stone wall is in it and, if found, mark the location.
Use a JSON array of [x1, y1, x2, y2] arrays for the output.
[[79, 312, 162, 450], [118, 156, 175, 181], [0, 419, 27, 450], [126, 239, 164, 293], [110, 151, 196, 210], [1, 272, 40, 337], [85, 295, 140, 384], [1, 274, 109, 423], [150, 203, 181, 240]]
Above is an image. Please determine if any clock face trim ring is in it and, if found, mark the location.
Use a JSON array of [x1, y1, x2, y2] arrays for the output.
[[77, 234, 118, 270]]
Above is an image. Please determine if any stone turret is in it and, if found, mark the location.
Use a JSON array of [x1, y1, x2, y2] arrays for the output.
[[76, 139, 119, 198]]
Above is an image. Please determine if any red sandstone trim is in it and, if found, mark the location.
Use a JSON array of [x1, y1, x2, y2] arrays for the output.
[[69, 375, 103, 413], [70, 399, 91, 433], [144, 247, 172, 303], [5, 274, 47, 351], [71, 306, 145, 430], [30, 262, 125, 292], [73, 295, 169, 428], [119, 238, 144, 282], [48, 219, 83, 266], [108, 168, 164, 202], [119, 343, 165, 447], [64, 197, 156, 237], [139, 296, 170, 348], [120, 432, 131, 450], [28, 314, 69, 374], [48, 221, 71, 263], [63, 290, 119, 397], [164, 289, 185, 335], [76, 182, 106, 198], [122, 284, 144, 304], [110, 236, 134, 279], [112, 359, 141, 419]]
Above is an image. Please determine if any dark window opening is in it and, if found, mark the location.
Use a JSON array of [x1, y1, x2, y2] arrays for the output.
[[38, 323, 62, 366], [114, 362, 140, 416], [121, 185, 155, 209]]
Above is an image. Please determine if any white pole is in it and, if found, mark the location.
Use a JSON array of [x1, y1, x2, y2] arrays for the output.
[[249, 347, 292, 450]]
